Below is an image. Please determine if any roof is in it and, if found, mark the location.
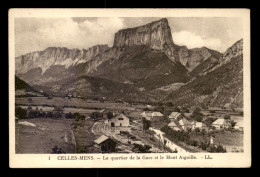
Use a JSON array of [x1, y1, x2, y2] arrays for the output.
[[168, 121, 178, 127], [178, 118, 191, 126], [168, 120, 183, 130], [212, 118, 227, 125], [114, 114, 129, 120], [94, 135, 111, 145], [190, 121, 197, 125], [170, 126, 182, 131], [141, 111, 164, 117], [169, 112, 182, 119], [109, 114, 129, 122]]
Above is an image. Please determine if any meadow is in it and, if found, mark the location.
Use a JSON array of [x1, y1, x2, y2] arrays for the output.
[[15, 118, 75, 154]]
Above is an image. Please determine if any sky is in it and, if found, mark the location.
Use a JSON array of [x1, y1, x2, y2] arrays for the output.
[[15, 17, 243, 57]]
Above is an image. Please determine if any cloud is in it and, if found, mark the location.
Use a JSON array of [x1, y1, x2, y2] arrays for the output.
[[172, 30, 222, 51], [15, 17, 125, 56]]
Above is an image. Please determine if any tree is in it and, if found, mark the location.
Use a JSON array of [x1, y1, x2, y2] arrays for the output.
[[224, 115, 231, 120], [165, 102, 174, 107], [191, 107, 203, 122], [153, 106, 164, 114], [173, 106, 180, 112], [132, 143, 151, 153], [195, 128, 200, 134], [107, 111, 113, 120], [89, 112, 100, 121], [74, 112, 85, 121], [47, 111, 53, 118], [52, 145, 65, 154], [15, 107, 27, 119], [65, 112, 73, 119], [142, 118, 151, 131], [230, 120, 236, 128], [181, 106, 189, 113]]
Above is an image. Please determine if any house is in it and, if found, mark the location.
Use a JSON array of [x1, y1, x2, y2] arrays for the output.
[[234, 122, 244, 132], [141, 111, 164, 122], [193, 122, 208, 131], [168, 120, 182, 131], [211, 118, 231, 129], [168, 112, 183, 120], [94, 135, 117, 152], [108, 114, 130, 127], [178, 118, 192, 131], [190, 121, 197, 129]]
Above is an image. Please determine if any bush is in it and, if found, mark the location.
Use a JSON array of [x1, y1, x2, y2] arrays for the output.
[[107, 111, 113, 119], [65, 112, 74, 119], [52, 145, 65, 154], [47, 111, 53, 118], [132, 143, 151, 153], [74, 112, 86, 121], [224, 115, 231, 120]]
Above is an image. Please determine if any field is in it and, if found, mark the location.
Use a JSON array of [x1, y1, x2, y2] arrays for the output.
[[15, 118, 75, 153], [15, 97, 146, 110], [70, 119, 98, 153], [190, 131, 243, 152]]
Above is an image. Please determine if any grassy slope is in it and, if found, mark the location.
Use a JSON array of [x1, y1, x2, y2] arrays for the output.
[[90, 45, 189, 90], [15, 75, 37, 92], [166, 55, 243, 108]]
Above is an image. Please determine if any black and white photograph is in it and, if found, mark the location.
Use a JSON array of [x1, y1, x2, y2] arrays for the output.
[[9, 9, 251, 168]]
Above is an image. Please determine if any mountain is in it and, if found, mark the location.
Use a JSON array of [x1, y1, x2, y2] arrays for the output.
[[15, 18, 232, 103], [15, 75, 37, 91], [58, 75, 142, 101], [166, 39, 243, 109], [88, 45, 189, 90], [16, 44, 109, 75]]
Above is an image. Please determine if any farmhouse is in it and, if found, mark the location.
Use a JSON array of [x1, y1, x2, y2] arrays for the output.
[[169, 112, 183, 120], [193, 122, 208, 131], [178, 118, 192, 131], [234, 122, 244, 132], [141, 111, 164, 122], [212, 118, 231, 129], [108, 114, 130, 127], [94, 135, 117, 152], [168, 120, 182, 131]]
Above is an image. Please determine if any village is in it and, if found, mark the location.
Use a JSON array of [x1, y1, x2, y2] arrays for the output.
[[15, 96, 244, 154]]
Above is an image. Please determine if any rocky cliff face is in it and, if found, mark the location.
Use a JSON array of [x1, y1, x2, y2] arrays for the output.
[[112, 18, 222, 71], [219, 39, 243, 66], [201, 39, 243, 75], [176, 46, 222, 71], [113, 18, 177, 59], [166, 39, 243, 108], [15, 45, 109, 74]]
